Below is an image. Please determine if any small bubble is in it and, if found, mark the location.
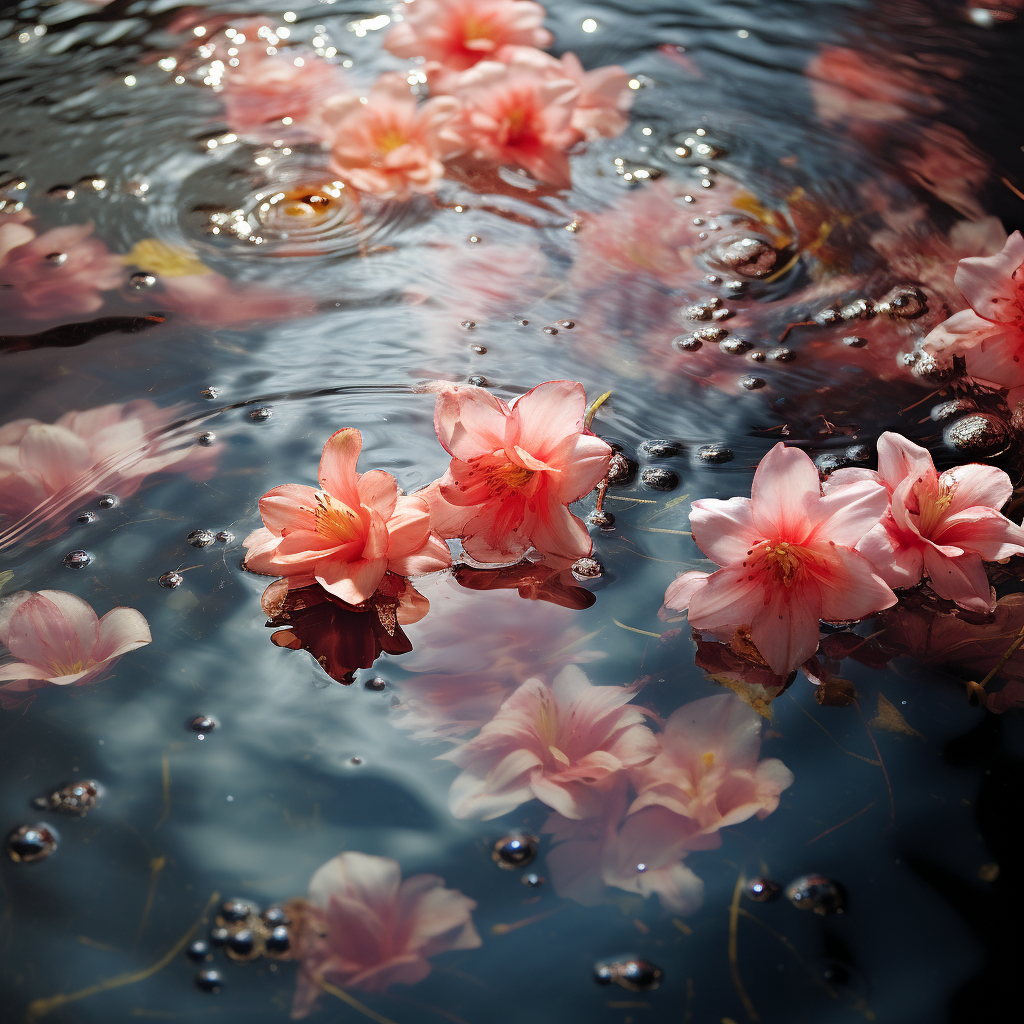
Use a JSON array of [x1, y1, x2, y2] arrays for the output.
[[470, 344, 487, 354], [588, 509, 615, 529], [76, 176, 106, 192], [845, 444, 872, 463], [556, 320, 576, 329], [33, 780, 102, 817], [127, 272, 157, 291], [842, 336, 868, 348], [815, 453, 847, 478], [542, 326, 559, 336], [6, 824, 59, 864], [673, 334, 703, 352], [44, 252, 67, 267], [785, 874, 845, 914], [216, 530, 235, 544], [930, 398, 976, 423], [97, 495, 118, 509], [468, 235, 481, 243], [201, 386, 220, 400], [365, 676, 387, 691], [188, 715, 217, 733], [594, 958, 662, 992], [208, 926, 231, 946], [187, 940, 211, 963], [349, 756, 364, 765], [198, 431, 216, 446], [187, 529, 216, 548], [571, 557, 603, 581], [492, 834, 539, 869], [767, 347, 796, 362], [460, 320, 477, 330], [739, 376, 766, 390], [46, 185, 76, 201], [159, 571, 183, 589], [640, 467, 679, 491], [748, 350, 766, 362], [720, 338, 751, 356], [226, 929, 258, 961], [262, 907, 291, 927], [63, 549, 92, 569], [521, 872, 544, 887], [265, 925, 291, 954], [249, 407, 272, 422], [724, 279, 747, 296], [743, 877, 782, 902], [194, 969, 222, 993], [76, 511, 96, 524], [697, 444, 734, 464], [606, 452, 635, 485], [219, 898, 256, 923], [638, 439, 683, 459], [515, 319, 529, 327], [693, 326, 728, 343], [467, 375, 489, 387]]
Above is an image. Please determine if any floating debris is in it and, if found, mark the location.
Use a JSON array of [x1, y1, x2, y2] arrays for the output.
[[200, 386, 220, 400], [641, 467, 679, 491], [6, 824, 59, 863], [594, 956, 663, 991], [249, 407, 273, 422], [188, 715, 217, 734], [187, 529, 216, 548], [32, 780, 102, 817], [63, 550, 91, 569], [571, 557, 604, 581], [159, 571, 184, 589], [697, 444, 734, 464], [638, 439, 683, 459], [492, 834, 539, 869]]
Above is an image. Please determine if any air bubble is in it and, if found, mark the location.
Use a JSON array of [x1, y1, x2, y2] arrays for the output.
[[46, 185, 75, 201], [33, 780, 102, 817], [521, 873, 544, 887], [265, 925, 291, 954], [97, 495, 118, 509], [594, 957, 662, 991], [159, 571, 183, 589], [542, 326, 559, 336], [201, 387, 220, 400], [571, 557, 603, 580], [249, 407, 273, 422], [785, 874, 845, 914], [492, 834, 538, 869], [673, 335, 703, 352], [188, 529, 216, 548], [739, 376, 766, 390], [556, 320, 576, 329], [697, 444, 734, 464], [76, 512, 96, 524], [640, 467, 679, 491], [365, 676, 387, 691], [470, 344, 487, 354], [44, 252, 67, 267], [188, 715, 217, 733], [216, 530, 235, 544], [128, 272, 157, 291], [720, 338, 751, 355], [6, 824, 59, 863], [460, 320, 477, 330], [767, 347, 795, 362], [187, 940, 211, 962], [467, 375, 489, 387], [194, 969, 222, 992], [842, 336, 868, 348], [638, 439, 683, 459], [198, 431, 216, 446], [743, 877, 781, 902], [588, 509, 615, 529], [944, 413, 1009, 456], [606, 452, 635, 485], [63, 549, 92, 569], [226, 929, 258, 961]]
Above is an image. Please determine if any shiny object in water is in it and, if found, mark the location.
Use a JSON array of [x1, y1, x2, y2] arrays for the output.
[[492, 834, 538, 869], [6, 824, 59, 863], [785, 874, 845, 914]]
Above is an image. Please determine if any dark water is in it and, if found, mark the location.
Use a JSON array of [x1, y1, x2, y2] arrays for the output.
[[2, 1, 1024, 1022]]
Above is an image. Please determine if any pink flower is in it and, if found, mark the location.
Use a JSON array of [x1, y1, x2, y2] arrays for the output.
[[450, 60, 581, 188], [421, 380, 612, 563], [662, 442, 896, 676], [831, 432, 1024, 613], [0, 212, 122, 321], [317, 73, 464, 199], [384, 0, 552, 73], [439, 665, 658, 820], [0, 590, 151, 705], [923, 231, 1024, 389], [243, 428, 452, 604], [288, 851, 481, 1017], [157, 273, 315, 326], [628, 693, 794, 832]]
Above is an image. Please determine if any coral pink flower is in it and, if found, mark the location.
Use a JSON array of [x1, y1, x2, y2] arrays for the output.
[[384, 0, 552, 74], [830, 432, 1024, 613], [0, 212, 122, 321], [628, 693, 794, 832], [662, 443, 896, 676], [0, 590, 151, 704], [288, 851, 481, 1017], [923, 231, 1024, 388], [243, 428, 452, 604], [451, 60, 581, 188], [440, 665, 658, 820], [422, 380, 612, 563], [316, 74, 464, 199]]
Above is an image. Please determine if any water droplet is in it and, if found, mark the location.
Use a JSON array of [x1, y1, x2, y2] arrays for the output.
[[556, 320, 576, 329], [201, 386, 220, 400], [571, 557, 603, 580], [348, 755, 364, 765], [467, 375, 489, 387], [542, 326, 559, 336], [249, 407, 272, 422], [708, 236, 777, 278], [743, 877, 782, 902], [6, 823, 59, 863], [492, 834, 539, 869], [198, 431, 216, 446], [842, 336, 868, 348], [930, 398, 976, 422], [226, 929, 258, 961], [724, 279, 748, 296], [747, 350, 766, 362], [46, 185, 76, 200], [187, 940, 211, 962], [516, 319, 530, 327], [606, 452, 636, 485], [208, 926, 231, 946], [97, 494, 118, 509], [216, 530, 235, 544], [76, 511, 96, 524], [673, 334, 703, 352], [123, 178, 150, 198], [63, 549, 92, 569], [460, 320, 477, 330], [265, 925, 291, 954], [520, 873, 544, 887], [594, 958, 663, 991], [159, 571, 183, 589], [33, 780, 102, 817], [588, 509, 615, 529], [75, 176, 106, 193], [194, 969, 222, 992], [638, 439, 683, 459], [219, 898, 258, 923], [785, 874, 845, 914], [365, 676, 387, 691], [188, 715, 217, 733], [944, 413, 1010, 456], [697, 444, 734, 464], [128, 272, 157, 291], [641, 467, 679, 491], [262, 907, 291, 927], [739, 375, 766, 390], [187, 529, 216, 548], [44, 252, 67, 267], [470, 344, 487, 354], [815, 453, 847, 478], [693, 326, 728, 343], [720, 338, 751, 355], [767, 347, 795, 362], [468, 235, 481, 244], [845, 444, 872, 463]]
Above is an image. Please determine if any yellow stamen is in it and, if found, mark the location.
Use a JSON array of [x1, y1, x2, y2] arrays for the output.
[[762, 541, 803, 586], [310, 492, 363, 543]]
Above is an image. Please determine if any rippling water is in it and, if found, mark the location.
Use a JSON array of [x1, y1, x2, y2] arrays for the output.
[[2, 1, 1024, 1022]]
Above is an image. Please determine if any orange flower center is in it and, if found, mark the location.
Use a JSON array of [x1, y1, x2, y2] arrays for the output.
[[311, 491, 363, 543], [486, 461, 535, 495], [462, 15, 495, 43], [375, 127, 408, 153], [760, 541, 806, 586], [914, 477, 956, 534]]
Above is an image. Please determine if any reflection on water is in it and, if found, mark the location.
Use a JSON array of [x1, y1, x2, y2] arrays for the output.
[[2, 1, 1024, 1023]]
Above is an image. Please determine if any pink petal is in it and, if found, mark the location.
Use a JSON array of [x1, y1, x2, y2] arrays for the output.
[[934, 507, 1024, 561], [0, 590, 33, 646], [527, 503, 592, 561], [258, 484, 319, 535], [940, 463, 1013, 516], [689, 496, 760, 566], [686, 564, 766, 633], [548, 432, 613, 504], [357, 469, 399, 519], [18, 424, 91, 493], [748, 583, 823, 677], [815, 546, 897, 622], [922, 548, 994, 612], [506, 381, 586, 460], [388, 532, 452, 577], [434, 386, 508, 462], [954, 230, 1024, 321], [386, 495, 433, 559], [315, 556, 388, 605], [5, 591, 99, 670], [0, 661, 51, 682], [92, 607, 152, 662], [661, 571, 710, 616], [749, 443, 821, 540], [809, 477, 889, 548], [875, 431, 931, 491], [318, 428, 364, 510]]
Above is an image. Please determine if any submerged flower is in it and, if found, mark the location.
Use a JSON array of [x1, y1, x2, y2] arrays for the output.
[[662, 442, 895, 676], [0, 211, 122, 321], [288, 851, 481, 1017], [384, 0, 552, 74], [317, 74, 464, 199], [0, 590, 151, 704], [923, 231, 1024, 388], [243, 428, 452, 604], [628, 693, 794, 832], [421, 380, 612, 563], [440, 665, 658, 820], [831, 432, 1024, 613]]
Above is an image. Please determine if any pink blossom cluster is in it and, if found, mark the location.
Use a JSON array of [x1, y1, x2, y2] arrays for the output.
[[211, 0, 632, 194]]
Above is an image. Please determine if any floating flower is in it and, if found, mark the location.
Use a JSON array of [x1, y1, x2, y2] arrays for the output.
[[830, 432, 1024, 613], [923, 231, 1024, 389], [662, 442, 896, 676], [440, 665, 658, 820], [384, 0, 552, 75], [0, 590, 151, 706], [450, 60, 581, 188], [0, 210, 122, 321], [243, 428, 452, 604], [316, 73, 464, 199], [421, 380, 612, 563], [628, 693, 794, 832], [288, 851, 481, 1017]]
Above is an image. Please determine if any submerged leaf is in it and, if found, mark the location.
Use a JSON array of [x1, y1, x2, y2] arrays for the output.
[[870, 693, 924, 739]]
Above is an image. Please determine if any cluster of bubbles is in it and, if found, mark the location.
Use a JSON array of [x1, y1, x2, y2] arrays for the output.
[[6, 780, 104, 864], [743, 873, 846, 915]]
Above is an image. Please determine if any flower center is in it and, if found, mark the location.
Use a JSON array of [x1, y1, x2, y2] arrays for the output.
[[915, 476, 956, 534], [486, 461, 535, 496], [462, 16, 495, 44], [311, 491, 363, 543], [760, 541, 804, 586], [375, 127, 407, 154]]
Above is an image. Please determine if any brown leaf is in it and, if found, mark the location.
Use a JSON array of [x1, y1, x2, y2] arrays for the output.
[[870, 693, 924, 739], [814, 675, 858, 707]]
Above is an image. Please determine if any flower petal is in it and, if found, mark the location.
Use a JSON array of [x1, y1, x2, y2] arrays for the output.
[[318, 428, 364, 509], [689, 496, 760, 565], [749, 443, 821, 540]]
